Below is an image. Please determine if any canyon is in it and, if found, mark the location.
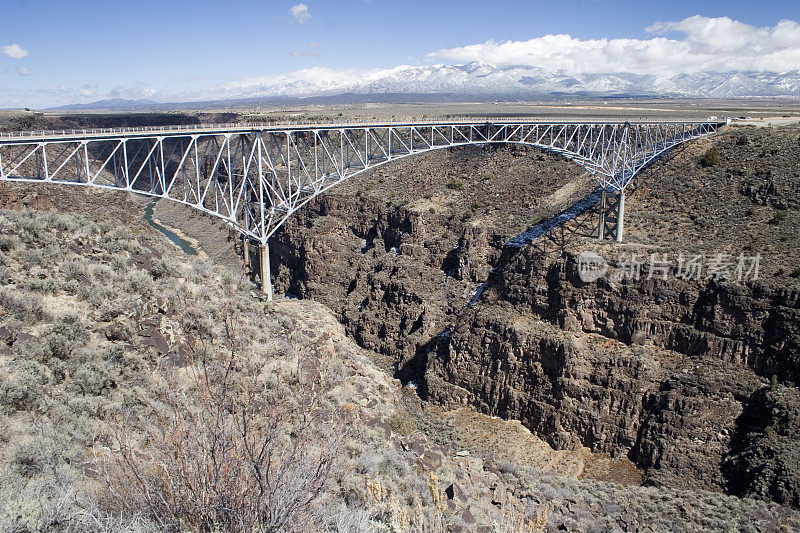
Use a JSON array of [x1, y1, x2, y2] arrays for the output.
[[2, 109, 799, 530], [266, 123, 800, 506]]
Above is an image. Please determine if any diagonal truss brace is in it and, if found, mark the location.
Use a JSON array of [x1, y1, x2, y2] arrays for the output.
[[0, 120, 723, 245]]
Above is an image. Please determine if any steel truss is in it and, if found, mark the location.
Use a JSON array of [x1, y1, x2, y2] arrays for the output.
[[0, 120, 722, 244]]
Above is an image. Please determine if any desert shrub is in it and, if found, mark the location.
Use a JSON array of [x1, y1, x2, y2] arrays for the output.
[[0, 360, 51, 412], [0, 266, 12, 284], [100, 228, 143, 255], [81, 283, 119, 309], [356, 442, 412, 491], [41, 315, 88, 361], [89, 262, 114, 283], [790, 267, 800, 279], [0, 289, 45, 324], [9, 438, 48, 478], [48, 212, 82, 233], [96, 309, 345, 532], [58, 314, 88, 340], [445, 178, 465, 190], [123, 269, 154, 298], [496, 459, 521, 475], [96, 220, 112, 234], [103, 319, 135, 342], [16, 215, 53, 245], [700, 146, 720, 168], [72, 360, 116, 396], [20, 269, 59, 294], [186, 258, 215, 284], [336, 508, 373, 533], [180, 300, 220, 342], [60, 257, 89, 282], [42, 334, 76, 362], [109, 254, 128, 273], [0, 234, 18, 252], [388, 410, 417, 436], [63, 279, 82, 296], [96, 298, 127, 322], [0, 474, 82, 533], [769, 209, 788, 225], [0, 418, 101, 533], [149, 257, 170, 280], [18, 248, 46, 269]]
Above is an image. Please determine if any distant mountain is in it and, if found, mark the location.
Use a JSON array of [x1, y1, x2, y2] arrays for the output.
[[218, 63, 800, 101], [46, 64, 800, 112], [50, 98, 159, 111]]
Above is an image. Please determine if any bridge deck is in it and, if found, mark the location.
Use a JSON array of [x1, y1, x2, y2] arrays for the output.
[[0, 118, 727, 143], [0, 117, 726, 298]]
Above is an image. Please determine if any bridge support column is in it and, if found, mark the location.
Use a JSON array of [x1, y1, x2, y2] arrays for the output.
[[259, 243, 273, 301], [597, 189, 607, 240], [615, 190, 625, 243], [243, 238, 250, 270]]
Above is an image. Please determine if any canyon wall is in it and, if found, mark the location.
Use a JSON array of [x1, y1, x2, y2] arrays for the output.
[[271, 130, 800, 504]]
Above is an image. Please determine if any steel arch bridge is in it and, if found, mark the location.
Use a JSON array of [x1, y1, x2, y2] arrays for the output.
[[0, 119, 724, 296]]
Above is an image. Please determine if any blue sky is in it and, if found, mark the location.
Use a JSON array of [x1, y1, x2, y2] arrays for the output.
[[1, 0, 799, 108]]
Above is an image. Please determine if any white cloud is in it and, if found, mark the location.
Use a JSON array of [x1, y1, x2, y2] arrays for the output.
[[2, 43, 29, 59], [8, 15, 800, 108], [290, 3, 311, 24], [16, 66, 30, 76], [428, 16, 800, 75], [78, 84, 99, 97], [290, 42, 320, 57]]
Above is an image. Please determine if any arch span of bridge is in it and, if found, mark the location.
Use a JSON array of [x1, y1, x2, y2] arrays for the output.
[[0, 119, 724, 298]]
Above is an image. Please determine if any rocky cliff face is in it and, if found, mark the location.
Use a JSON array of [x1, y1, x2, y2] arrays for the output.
[[480, 243, 800, 383], [723, 385, 800, 508], [271, 145, 589, 381], [271, 128, 800, 506], [425, 242, 799, 496], [271, 195, 483, 381]]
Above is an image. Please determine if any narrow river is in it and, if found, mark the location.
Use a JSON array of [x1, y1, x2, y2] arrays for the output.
[[142, 199, 198, 255]]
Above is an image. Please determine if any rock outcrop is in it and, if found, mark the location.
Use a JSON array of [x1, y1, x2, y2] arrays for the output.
[[271, 128, 800, 506]]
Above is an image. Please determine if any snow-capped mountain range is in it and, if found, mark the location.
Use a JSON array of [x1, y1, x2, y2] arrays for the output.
[[221, 62, 800, 100]]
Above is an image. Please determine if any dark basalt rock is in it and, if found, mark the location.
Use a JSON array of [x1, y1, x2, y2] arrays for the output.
[[270, 135, 800, 507], [723, 385, 800, 508]]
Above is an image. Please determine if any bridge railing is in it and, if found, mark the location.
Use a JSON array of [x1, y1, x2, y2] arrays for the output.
[[0, 117, 726, 141]]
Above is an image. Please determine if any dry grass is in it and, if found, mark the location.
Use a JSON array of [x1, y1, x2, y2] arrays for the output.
[[1, 203, 798, 532]]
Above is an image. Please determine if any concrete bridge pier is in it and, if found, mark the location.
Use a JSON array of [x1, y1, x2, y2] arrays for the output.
[[241, 237, 272, 300], [243, 237, 251, 269], [615, 190, 625, 243], [259, 242, 273, 301]]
